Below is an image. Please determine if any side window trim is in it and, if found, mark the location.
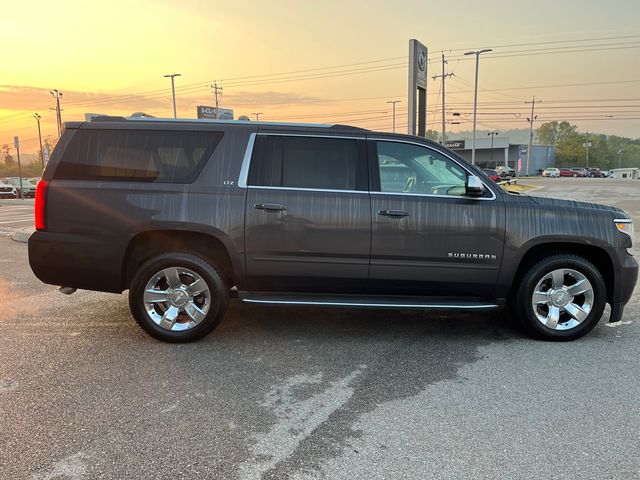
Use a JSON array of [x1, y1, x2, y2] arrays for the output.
[[239, 132, 368, 192], [367, 138, 497, 201]]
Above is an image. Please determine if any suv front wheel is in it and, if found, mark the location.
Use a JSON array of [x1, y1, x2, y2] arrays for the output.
[[128, 252, 229, 342], [515, 254, 606, 341]]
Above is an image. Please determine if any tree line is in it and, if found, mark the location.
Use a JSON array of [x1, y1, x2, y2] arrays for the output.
[[536, 121, 640, 169], [1, 138, 56, 178]]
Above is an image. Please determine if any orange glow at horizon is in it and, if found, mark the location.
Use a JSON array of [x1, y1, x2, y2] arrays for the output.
[[2, 0, 640, 157]]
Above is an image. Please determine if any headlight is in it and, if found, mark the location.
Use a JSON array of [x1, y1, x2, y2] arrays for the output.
[[615, 218, 634, 255]]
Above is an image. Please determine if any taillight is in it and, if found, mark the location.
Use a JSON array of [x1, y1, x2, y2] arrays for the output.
[[35, 180, 48, 230]]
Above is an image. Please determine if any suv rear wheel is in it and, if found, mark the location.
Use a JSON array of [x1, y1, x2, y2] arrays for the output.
[[128, 252, 229, 342], [515, 254, 606, 341]]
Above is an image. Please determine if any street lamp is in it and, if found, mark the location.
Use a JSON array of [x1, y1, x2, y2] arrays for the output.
[[163, 73, 182, 118], [488, 131, 498, 165], [386, 100, 401, 133], [252, 112, 263, 122], [618, 149, 623, 169], [464, 48, 493, 165], [34, 113, 44, 169]]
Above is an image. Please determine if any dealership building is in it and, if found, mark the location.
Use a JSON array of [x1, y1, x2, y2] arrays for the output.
[[445, 137, 556, 175]]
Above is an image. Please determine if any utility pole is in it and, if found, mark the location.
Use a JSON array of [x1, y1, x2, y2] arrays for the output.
[[525, 97, 539, 176], [464, 49, 493, 165], [386, 100, 401, 133], [34, 113, 44, 169], [432, 52, 454, 144], [50, 89, 63, 137], [488, 131, 498, 165], [252, 112, 263, 122], [211, 81, 223, 118], [163, 73, 182, 118]]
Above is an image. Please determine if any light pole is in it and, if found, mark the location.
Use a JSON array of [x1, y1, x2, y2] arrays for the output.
[[584, 132, 591, 168], [488, 131, 498, 165], [618, 149, 623, 169], [49, 89, 63, 137], [252, 112, 263, 122], [386, 100, 401, 133], [34, 113, 44, 169], [464, 49, 492, 165], [163, 74, 182, 118]]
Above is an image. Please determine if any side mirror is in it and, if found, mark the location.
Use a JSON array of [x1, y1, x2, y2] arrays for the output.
[[466, 175, 485, 197]]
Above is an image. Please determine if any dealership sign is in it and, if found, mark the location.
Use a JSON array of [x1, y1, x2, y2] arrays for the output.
[[445, 140, 465, 149], [197, 105, 234, 120]]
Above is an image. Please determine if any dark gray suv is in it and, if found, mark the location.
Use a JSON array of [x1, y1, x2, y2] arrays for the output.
[[29, 117, 637, 342]]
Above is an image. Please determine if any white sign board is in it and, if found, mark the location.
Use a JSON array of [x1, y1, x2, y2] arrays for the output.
[[197, 106, 234, 120]]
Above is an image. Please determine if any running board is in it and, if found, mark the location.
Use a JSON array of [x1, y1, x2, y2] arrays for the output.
[[239, 293, 501, 310]]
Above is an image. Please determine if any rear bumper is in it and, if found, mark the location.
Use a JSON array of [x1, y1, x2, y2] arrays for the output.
[[28, 231, 125, 293]]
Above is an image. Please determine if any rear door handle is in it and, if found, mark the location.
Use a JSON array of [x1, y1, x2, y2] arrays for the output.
[[378, 209, 409, 218], [254, 203, 287, 211]]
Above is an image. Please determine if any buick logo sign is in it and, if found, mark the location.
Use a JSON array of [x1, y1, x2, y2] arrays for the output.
[[418, 49, 427, 72], [418, 50, 427, 72]]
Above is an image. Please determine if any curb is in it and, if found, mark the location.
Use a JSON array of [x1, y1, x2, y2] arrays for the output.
[[11, 227, 34, 243]]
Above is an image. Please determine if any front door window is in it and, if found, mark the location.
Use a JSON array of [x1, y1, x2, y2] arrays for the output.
[[377, 141, 467, 196]]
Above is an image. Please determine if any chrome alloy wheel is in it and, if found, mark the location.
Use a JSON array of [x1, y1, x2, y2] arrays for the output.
[[143, 267, 211, 331], [531, 268, 594, 331]]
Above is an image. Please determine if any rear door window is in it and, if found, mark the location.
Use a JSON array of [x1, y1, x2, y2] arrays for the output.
[[54, 129, 223, 183], [248, 135, 364, 191]]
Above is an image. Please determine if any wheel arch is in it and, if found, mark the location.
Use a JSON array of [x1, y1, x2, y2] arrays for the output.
[[509, 242, 615, 304], [121, 228, 240, 290]]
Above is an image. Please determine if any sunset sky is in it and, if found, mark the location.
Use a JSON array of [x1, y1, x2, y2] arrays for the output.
[[1, 0, 639, 156]]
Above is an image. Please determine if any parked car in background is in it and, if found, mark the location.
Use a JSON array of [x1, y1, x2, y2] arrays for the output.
[[496, 165, 516, 177], [542, 168, 560, 178], [481, 169, 501, 182], [588, 168, 605, 178], [569, 167, 590, 177], [3, 177, 37, 197], [601, 170, 612, 178], [558, 168, 576, 177], [0, 180, 18, 199]]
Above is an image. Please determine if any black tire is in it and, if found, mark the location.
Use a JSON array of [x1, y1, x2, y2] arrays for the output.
[[514, 254, 606, 341], [128, 252, 229, 343]]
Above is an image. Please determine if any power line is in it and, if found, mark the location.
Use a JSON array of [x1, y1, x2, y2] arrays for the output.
[[442, 34, 640, 53]]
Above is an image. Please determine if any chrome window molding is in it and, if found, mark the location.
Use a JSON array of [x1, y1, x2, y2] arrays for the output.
[[237, 133, 256, 188], [257, 132, 365, 140], [238, 132, 497, 200], [370, 190, 496, 201], [368, 137, 498, 201], [246, 185, 368, 195]]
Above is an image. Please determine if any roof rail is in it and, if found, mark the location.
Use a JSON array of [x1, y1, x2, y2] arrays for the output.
[[89, 115, 128, 122], [86, 116, 369, 131]]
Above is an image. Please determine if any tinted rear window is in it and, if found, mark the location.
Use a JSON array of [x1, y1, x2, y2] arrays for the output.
[[54, 129, 223, 183], [248, 135, 361, 191]]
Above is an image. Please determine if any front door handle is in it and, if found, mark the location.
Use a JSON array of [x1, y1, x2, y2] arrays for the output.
[[254, 203, 287, 211], [378, 209, 409, 218]]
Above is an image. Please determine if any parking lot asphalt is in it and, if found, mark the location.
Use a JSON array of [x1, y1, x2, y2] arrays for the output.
[[0, 178, 638, 479]]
